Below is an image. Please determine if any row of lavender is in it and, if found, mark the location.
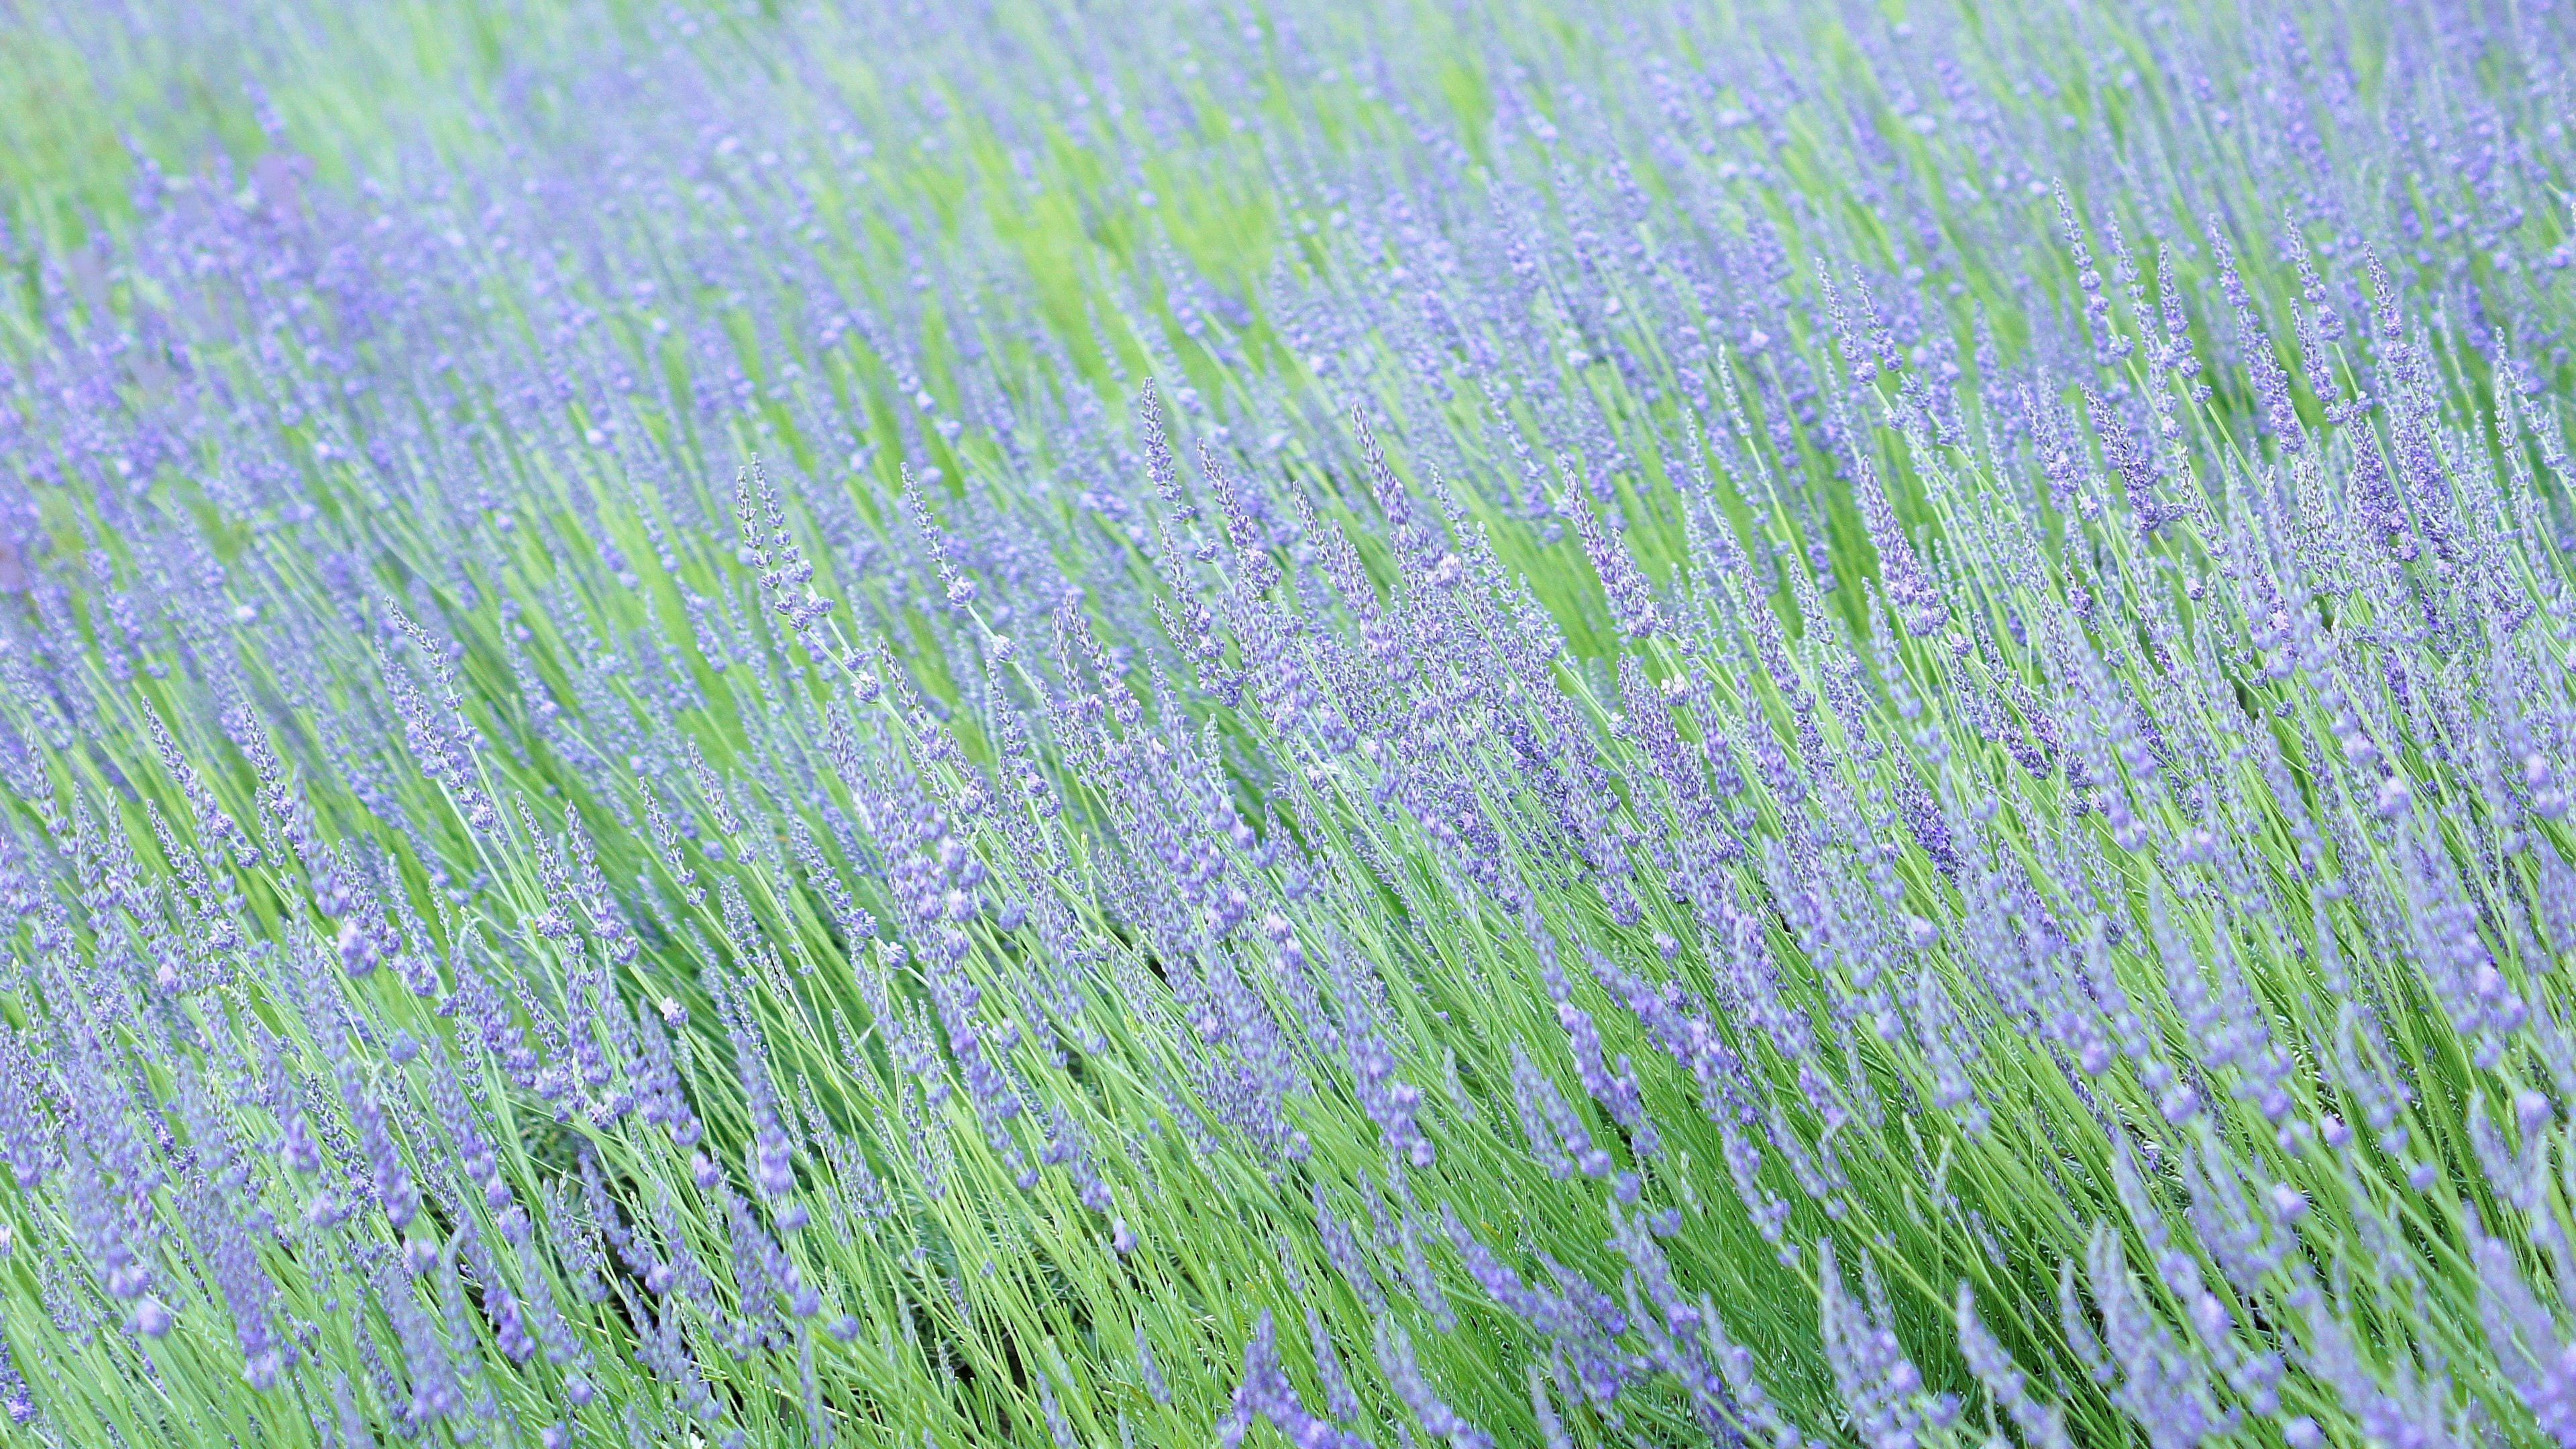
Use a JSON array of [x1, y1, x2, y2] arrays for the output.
[[1, 0, 2573, 1444]]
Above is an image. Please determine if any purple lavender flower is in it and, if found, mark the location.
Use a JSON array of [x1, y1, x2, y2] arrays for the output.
[[1220, 1310, 1375, 1449]]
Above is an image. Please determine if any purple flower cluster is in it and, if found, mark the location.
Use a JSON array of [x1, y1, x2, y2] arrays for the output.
[[0, 0, 2571, 1446]]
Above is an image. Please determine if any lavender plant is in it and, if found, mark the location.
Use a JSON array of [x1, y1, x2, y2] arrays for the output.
[[1, 0, 2573, 1446]]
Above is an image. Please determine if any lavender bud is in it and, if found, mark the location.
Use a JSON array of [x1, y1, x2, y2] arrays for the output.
[[133, 1299, 174, 1338]]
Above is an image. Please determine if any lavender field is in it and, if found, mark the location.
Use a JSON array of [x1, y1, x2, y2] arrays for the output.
[[0, 0, 2572, 1444]]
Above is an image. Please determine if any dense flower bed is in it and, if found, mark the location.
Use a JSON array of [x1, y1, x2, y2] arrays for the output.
[[1, 1, 2574, 1445]]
